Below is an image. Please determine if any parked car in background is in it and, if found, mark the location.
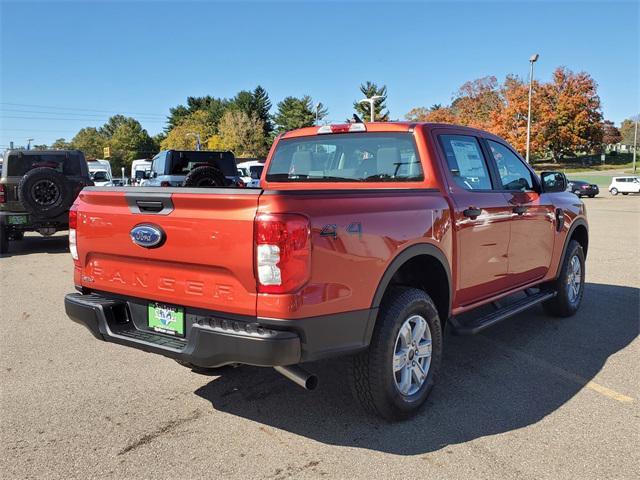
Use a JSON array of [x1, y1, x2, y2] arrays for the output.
[[0, 149, 93, 254], [87, 159, 112, 186], [130, 159, 152, 186], [145, 150, 238, 187], [89, 170, 112, 187], [609, 176, 640, 195], [248, 163, 264, 188], [111, 177, 129, 187], [567, 179, 599, 198], [236, 160, 265, 187], [65, 122, 588, 420]]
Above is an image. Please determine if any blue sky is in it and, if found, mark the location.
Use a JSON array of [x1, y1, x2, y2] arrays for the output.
[[1, 0, 638, 148]]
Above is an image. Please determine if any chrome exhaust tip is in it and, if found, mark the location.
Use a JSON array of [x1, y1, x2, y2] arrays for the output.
[[274, 365, 318, 390]]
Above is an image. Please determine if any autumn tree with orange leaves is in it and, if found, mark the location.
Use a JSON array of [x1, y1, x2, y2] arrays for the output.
[[406, 67, 606, 161]]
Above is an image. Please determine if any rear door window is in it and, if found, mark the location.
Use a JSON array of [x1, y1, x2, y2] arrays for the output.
[[438, 135, 493, 190], [7, 153, 83, 176]]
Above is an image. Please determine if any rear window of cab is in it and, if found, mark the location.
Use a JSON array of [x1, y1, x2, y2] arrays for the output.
[[266, 132, 423, 182]]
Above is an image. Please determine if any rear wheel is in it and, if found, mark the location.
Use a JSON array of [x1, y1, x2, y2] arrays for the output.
[[588, 194, 595, 198], [349, 287, 442, 420], [610, 188, 618, 195], [622, 192, 628, 195], [543, 240, 585, 317]]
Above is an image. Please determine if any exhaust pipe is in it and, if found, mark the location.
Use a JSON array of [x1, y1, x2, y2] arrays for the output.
[[274, 365, 318, 390]]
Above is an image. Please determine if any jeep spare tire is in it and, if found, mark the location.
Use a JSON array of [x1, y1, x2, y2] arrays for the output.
[[18, 167, 75, 218], [183, 165, 226, 188]]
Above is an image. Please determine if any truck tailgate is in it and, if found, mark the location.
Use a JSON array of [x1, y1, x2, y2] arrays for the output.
[[74, 188, 260, 316]]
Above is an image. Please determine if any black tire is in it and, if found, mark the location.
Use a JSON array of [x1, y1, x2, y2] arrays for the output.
[[18, 167, 75, 218], [610, 188, 618, 195], [622, 192, 628, 195], [588, 195, 595, 198], [349, 287, 443, 420], [9, 231, 24, 241], [573, 190, 581, 197], [0, 224, 8, 255], [183, 166, 226, 188], [543, 240, 585, 317]]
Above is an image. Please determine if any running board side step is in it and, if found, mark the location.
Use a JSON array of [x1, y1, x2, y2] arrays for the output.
[[449, 291, 556, 335]]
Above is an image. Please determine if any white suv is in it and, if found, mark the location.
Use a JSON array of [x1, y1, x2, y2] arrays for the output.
[[609, 176, 640, 195]]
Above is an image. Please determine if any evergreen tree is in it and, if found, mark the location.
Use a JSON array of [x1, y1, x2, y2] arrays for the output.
[[274, 96, 327, 133]]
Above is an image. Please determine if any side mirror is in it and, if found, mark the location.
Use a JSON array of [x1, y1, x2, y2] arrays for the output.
[[541, 171, 567, 193]]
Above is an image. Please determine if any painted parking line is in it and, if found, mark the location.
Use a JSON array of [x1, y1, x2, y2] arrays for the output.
[[480, 336, 634, 404]]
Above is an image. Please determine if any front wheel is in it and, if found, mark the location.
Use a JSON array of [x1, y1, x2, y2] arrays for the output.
[[610, 188, 618, 195], [588, 195, 595, 198], [543, 240, 585, 317], [349, 287, 443, 420], [573, 190, 581, 197]]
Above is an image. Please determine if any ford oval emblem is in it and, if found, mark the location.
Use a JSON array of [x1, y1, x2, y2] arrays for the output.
[[130, 224, 165, 248]]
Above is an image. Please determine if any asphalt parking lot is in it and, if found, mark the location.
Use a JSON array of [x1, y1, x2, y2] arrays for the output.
[[1, 194, 638, 480]]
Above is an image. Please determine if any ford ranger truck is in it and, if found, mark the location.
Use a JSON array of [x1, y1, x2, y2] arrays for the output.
[[64, 122, 588, 420]]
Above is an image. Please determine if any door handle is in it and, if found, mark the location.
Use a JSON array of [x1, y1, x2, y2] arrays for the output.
[[512, 205, 528, 215], [463, 207, 482, 219]]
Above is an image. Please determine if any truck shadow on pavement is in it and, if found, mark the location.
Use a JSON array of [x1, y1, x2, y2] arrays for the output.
[[0, 234, 69, 258], [195, 282, 638, 455]]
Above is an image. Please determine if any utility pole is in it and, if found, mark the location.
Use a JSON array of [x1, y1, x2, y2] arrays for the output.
[[526, 53, 539, 163], [359, 95, 383, 122]]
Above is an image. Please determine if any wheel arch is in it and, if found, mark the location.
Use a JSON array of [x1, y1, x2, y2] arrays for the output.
[[371, 243, 452, 323], [564, 218, 589, 260]]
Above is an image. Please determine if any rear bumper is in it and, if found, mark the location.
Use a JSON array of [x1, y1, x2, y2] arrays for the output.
[[64, 292, 376, 368], [0, 210, 69, 230]]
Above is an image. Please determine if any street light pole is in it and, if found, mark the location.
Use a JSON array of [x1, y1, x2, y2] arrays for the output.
[[633, 115, 638, 174], [186, 132, 201, 151], [526, 53, 539, 164], [359, 95, 383, 122], [27, 138, 34, 151]]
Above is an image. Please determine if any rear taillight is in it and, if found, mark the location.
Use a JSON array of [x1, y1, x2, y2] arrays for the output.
[[255, 214, 311, 294], [69, 204, 78, 262], [0, 184, 5, 204]]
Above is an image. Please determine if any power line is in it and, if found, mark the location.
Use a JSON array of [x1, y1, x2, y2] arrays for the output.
[[1, 114, 165, 123], [0, 108, 166, 120], [0, 102, 167, 118]]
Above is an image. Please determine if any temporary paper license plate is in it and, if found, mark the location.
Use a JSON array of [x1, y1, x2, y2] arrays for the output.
[[7, 215, 28, 225], [148, 303, 185, 337]]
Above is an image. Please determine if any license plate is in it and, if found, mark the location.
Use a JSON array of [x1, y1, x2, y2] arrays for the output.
[[148, 303, 185, 337], [7, 215, 28, 225]]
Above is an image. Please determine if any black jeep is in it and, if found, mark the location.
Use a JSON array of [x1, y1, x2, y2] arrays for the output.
[[0, 150, 93, 254]]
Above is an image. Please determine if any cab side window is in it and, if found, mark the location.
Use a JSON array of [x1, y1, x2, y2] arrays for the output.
[[487, 141, 534, 191], [439, 135, 493, 190]]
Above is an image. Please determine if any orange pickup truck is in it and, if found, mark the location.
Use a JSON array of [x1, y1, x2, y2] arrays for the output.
[[64, 122, 588, 419]]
